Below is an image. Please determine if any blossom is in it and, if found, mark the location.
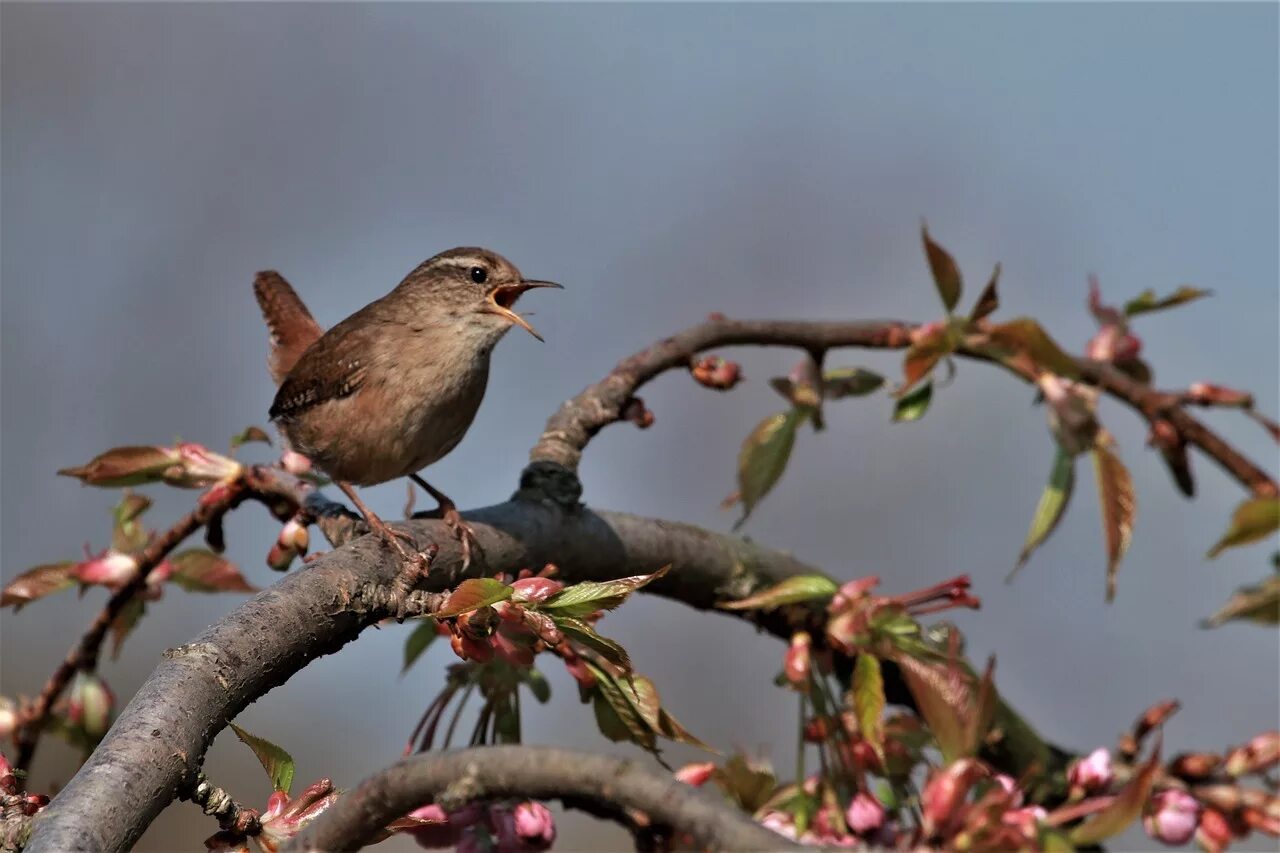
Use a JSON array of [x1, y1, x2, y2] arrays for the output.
[[1143, 789, 1200, 846]]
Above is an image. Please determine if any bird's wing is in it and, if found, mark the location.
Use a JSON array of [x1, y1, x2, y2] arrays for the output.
[[254, 270, 324, 385], [269, 327, 371, 421]]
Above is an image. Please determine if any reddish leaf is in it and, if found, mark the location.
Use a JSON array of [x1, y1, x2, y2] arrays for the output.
[[969, 264, 1001, 322], [541, 565, 670, 618], [1092, 440, 1136, 602], [230, 425, 272, 451], [109, 597, 146, 660], [900, 327, 950, 395], [922, 224, 963, 312], [718, 574, 838, 611], [892, 651, 993, 764], [1, 562, 78, 609], [228, 722, 295, 794], [169, 550, 257, 593], [988, 318, 1081, 379], [57, 446, 180, 487], [435, 578, 513, 618], [1206, 497, 1280, 559], [1069, 742, 1161, 844]]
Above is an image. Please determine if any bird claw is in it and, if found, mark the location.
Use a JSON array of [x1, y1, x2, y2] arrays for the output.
[[442, 507, 478, 570]]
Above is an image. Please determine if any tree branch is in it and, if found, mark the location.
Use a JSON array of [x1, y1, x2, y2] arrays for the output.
[[285, 745, 797, 852], [528, 316, 1276, 497]]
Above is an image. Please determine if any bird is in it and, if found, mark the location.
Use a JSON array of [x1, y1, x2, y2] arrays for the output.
[[254, 247, 561, 566]]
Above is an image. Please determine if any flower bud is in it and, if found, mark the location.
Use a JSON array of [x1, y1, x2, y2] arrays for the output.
[[1187, 383, 1253, 408], [784, 632, 811, 688], [403, 804, 460, 849], [76, 549, 139, 588], [621, 397, 654, 429], [1067, 747, 1114, 794], [674, 762, 716, 787], [449, 632, 494, 663], [1143, 789, 1200, 846], [68, 671, 114, 739], [759, 811, 798, 841], [510, 577, 564, 604], [992, 774, 1023, 807], [1169, 752, 1221, 781], [280, 450, 312, 475], [846, 792, 886, 836], [0, 696, 18, 741], [1224, 730, 1279, 777], [690, 356, 743, 391], [511, 801, 556, 850], [278, 519, 309, 555], [0, 749, 16, 795], [1196, 807, 1234, 853], [922, 759, 986, 837], [257, 779, 340, 850], [168, 443, 243, 488]]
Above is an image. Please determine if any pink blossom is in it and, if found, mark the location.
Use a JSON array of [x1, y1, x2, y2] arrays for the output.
[[1068, 747, 1114, 794], [1143, 789, 1200, 846], [845, 792, 886, 835], [511, 801, 556, 850], [280, 450, 312, 475], [76, 549, 138, 588]]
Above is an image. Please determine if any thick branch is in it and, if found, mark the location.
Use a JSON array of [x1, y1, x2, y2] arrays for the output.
[[286, 745, 796, 852], [529, 317, 1276, 497], [24, 501, 821, 852]]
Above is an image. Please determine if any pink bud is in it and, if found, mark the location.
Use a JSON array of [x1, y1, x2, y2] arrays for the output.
[[1225, 730, 1279, 776], [170, 443, 242, 487], [76, 550, 138, 588], [674, 762, 716, 787], [1001, 806, 1047, 834], [1144, 789, 1200, 846], [0, 749, 16, 795], [278, 519, 309, 554], [759, 811, 798, 841], [1067, 747, 1114, 794], [510, 577, 564, 604], [845, 792, 886, 836], [784, 632, 812, 688], [404, 804, 460, 849], [511, 802, 556, 850], [280, 450, 312, 475], [1187, 383, 1253, 408], [1196, 807, 1233, 853], [68, 671, 114, 738], [921, 759, 985, 836]]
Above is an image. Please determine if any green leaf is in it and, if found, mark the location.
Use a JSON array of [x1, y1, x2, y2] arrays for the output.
[[540, 565, 670, 618], [555, 616, 632, 671], [1202, 573, 1280, 628], [892, 381, 933, 422], [435, 578, 513, 618], [987, 318, 1081, 379], [401, 618, 438, 675], [169, 550, 257, 593], [230, 425, 272, 451], [1123, 285, 1211, 317], [733, 409, 805, 528], [718, 574, 838, 611], [822, 367, 885, 399], [712, 754, 778, 814], [922, 224, 963, 312], [969, 263, 1001, 323], [1069, 744, 1161, 844], [1092, 442, 1136, 602], [1009, 447, 1076, 581], [523, 668, 552, 703], [112, 492, 153, 552], [587, 665, 655, 750], [108, 597, 146, 660], [852, 654, 886, 762], [228, 722, 295, 794], [57, 445, 180, 487], [1, 562, 78, 610], [1206, 497, 1280, 559]]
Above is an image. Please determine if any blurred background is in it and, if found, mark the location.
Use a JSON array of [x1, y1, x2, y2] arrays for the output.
[[2, 4, 1276, 850]]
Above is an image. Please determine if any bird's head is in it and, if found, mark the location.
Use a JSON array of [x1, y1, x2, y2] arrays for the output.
[[398, 247, 561, 343]]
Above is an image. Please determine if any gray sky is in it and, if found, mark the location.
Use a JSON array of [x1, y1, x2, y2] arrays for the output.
[[2, 4, 1276, 850]]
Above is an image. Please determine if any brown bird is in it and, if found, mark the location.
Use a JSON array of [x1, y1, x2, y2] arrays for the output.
[[254, 247, 561, 565]]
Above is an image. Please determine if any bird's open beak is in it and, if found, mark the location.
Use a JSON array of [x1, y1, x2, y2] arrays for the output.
[[484, 279, 562, 341]]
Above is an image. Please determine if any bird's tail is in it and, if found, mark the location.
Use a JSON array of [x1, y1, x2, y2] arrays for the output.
[[253, 270, 324, 385]]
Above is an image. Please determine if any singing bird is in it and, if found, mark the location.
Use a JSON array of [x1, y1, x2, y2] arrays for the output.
[[254, 247, 561, 565]]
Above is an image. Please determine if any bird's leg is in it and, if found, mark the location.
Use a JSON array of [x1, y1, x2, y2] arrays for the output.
[[337, 481, 421, 564], [409, 474, 477, 569]]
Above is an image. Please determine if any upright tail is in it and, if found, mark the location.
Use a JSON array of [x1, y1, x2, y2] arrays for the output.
[[253, 270, 324, 385]]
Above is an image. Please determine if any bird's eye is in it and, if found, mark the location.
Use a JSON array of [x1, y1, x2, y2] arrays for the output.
[[470, 266, 488, 284]]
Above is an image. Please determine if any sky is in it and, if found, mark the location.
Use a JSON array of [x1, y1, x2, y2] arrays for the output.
[[2, 3, 1277, 850]]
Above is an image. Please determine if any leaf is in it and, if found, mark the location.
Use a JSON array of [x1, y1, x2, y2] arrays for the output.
[[900, 327, 950, 395], [922, 223, 963, 312], [109, 597, 146, 659], [113, 492, 152, 526], [988, 318, 1081, 379], [713, 754, 778, 813], [969, 263, 1001, 322], [1009, 447, 1076, 581], [891, 651, 993, 764], [555, 616, 632, 671], [1202, 574, 1280, 627], [231, 425, 272, 450], [540, 565, 670, 618], [1092, 442, 1136, 602], [435, 578, 513, 618], [620, 674, 710, 750], [587, 665, 655, 750], [965, 657, 999, 759], [112, 493, 152, 553], [168, 550, 257, 593], [1, 562, 78, 609], [228, 722, 295, 794], [852, 654, 886, 762], [822, 367, 885, 399], [523, 668, 552, 703], [401, 618, 438, 675], [892, 380, 933, 422], [57, 446, 180, 487], [1206, 497, 1280, 559], [1069, 743, 1161, 844], [1123, 285, 1211, 317], [718, 574, 838, 611], [733, 408, 805, 528]]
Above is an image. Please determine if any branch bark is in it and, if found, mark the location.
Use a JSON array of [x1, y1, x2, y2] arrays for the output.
[[285, 745, 797, 852]]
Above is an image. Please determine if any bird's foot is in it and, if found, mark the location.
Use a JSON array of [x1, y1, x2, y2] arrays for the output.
[[442, 506, 478, 570]]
